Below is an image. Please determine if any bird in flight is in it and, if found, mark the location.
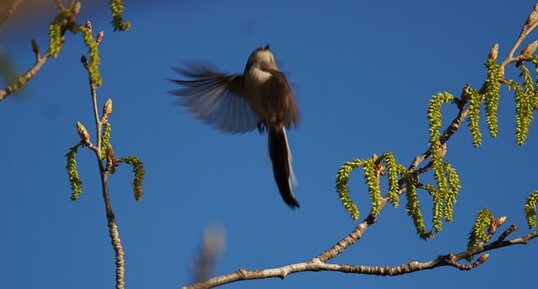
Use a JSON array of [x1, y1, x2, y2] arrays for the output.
[[170, 45, 300, 208]]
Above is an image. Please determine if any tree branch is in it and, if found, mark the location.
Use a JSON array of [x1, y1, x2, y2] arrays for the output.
[[81, 43, 125, 289], [316, 213, 377, 262], [410, 13, 538, 174], [0, 2, 80, 101], [0, 51, 50, 101], [182, 229, 537, 289]]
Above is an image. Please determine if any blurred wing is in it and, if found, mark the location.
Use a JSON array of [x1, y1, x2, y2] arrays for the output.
[[170, 64, 260, 133]]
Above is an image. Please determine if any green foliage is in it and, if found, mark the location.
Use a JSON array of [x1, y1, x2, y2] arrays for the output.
[[467, 209, 494, 251], [524, 190, 538, 229], [467, 86, 483, 147], [424, 159, 461, 233], [48, 8, 73, 58], [444, 162, 461, 223], [101, 122, 112, 159], [381, 152, 404, 207], [66, 143, 84, 200], [110, 0, 132, 31], [119, 156, 145, 201], [363, 159, 382, 217], [419, 183, 442, 233], [427, 91, 461, 230], [334, 150, 457, 240], [335, 159, 364, 220], [514, 64, 535, 144], [335, 153, 408, 220], [403, 175, 433, 239], [427, 92, 454, 149], [431, 151, 447, 199], [432, 186, 445, 233], [79, 25, 102, 86], [484, 60, 501, 137], [424, 90, 463, 232]]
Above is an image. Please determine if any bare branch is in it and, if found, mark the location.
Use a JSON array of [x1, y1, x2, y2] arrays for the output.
[[181, 229, 537, 289], [501, 5, 538, 68], [316, 213, 377, 262], [0, 51, 50, 101]]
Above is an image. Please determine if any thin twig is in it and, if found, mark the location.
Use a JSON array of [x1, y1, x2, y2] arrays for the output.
[[316, 212, 377, 262], [82, 51, 125, 289], [0, 2, 80, 101], [88, 63, 102, 157], [0, 52, 50, 100], [501, 19, 538, 68]]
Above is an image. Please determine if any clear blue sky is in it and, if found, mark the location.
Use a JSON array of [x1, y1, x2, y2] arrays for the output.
[[1, 1, 537, 288]]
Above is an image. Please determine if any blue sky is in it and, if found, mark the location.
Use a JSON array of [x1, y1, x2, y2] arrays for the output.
[[1, 1, 537, 288]]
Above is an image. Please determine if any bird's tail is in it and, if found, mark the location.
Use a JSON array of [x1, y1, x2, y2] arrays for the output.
[[268, 126, 299, 208]]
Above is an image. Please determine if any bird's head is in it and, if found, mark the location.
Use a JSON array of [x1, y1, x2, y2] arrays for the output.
[[247, 44, 277, 69]]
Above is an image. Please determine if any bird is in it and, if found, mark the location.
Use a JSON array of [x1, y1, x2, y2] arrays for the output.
[[169, 45, 300, 208]]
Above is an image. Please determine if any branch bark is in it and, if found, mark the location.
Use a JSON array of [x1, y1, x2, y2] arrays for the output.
[[182, 229, 538, 289]]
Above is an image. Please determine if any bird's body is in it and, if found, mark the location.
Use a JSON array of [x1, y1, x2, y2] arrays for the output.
[[170, 45, 300, 208]]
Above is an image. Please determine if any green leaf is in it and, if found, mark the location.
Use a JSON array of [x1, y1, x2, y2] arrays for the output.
[[335, 159, 364, 220], [363, 159, 382, 217], [484, 60, 501, 137], [110, 0, 132, 31], [65, 143, 85, 200], [404, 174, 434, 240], [119, 156, 145, 201], [524, 190, 538, 229], [467, 86, 483, 147], [467, 209, 494, 252]]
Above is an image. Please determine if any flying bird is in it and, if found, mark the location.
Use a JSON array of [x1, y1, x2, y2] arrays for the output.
[[170, 45, 300, 208]]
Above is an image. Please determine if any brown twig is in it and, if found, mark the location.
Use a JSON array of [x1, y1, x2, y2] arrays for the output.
[[182, 4, 538, 289], [0, 2, 80, 101], [81, 40, 125, 289], [316, 212, 377, 262], [0, 51, 50, 100], [501, 6, 538, 69]]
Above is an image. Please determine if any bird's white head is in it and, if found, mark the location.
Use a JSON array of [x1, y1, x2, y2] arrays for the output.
[[246, 45, 277, 70]]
